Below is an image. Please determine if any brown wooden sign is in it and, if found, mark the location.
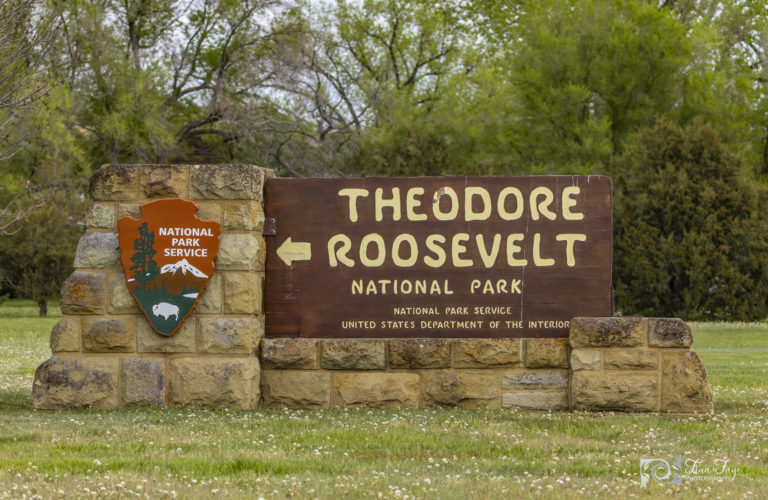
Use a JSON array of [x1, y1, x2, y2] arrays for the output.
[[117, 198, 221, 336], [265, 176, 612, 338]]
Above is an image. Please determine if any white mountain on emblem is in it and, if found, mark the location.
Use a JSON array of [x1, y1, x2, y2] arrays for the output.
[[159, 258, 208, 278]]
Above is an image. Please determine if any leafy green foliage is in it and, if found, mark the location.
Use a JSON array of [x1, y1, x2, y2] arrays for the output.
[[0, 188, 86, 316], [2, 0, 768, 319], [496, 0, 690, 168], [614, 120, 768, 320]]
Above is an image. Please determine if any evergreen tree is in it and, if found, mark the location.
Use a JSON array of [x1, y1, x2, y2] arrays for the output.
[[130, 223, 159, 291], [613, 119, 768, 320]]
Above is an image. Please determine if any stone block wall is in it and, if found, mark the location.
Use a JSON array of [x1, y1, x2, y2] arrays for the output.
[[260, 338, 570, 410], [33, 163, 713, 415], [33, 164, 272, 409], [569, 317, 713, 414]]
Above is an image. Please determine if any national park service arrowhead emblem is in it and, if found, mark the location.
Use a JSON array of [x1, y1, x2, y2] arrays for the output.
[[117, 198, 221, 336]]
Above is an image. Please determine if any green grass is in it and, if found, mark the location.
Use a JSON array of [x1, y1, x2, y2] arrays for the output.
[[0, 300, 766, 499]]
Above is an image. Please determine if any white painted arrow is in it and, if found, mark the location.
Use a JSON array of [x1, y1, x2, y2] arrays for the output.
[[276, 237, 312, 266]]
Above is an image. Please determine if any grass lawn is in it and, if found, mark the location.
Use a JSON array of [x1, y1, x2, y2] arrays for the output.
[[0, 300, 766, 499]]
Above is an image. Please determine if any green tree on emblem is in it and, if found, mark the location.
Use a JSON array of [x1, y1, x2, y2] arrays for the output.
[[130, 222, 159, 291]]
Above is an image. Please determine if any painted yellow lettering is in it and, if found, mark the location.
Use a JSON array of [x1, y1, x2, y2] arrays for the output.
[[375, 187, 401, 221], [556, 233, 587, 267], [433, 187, 459, 221], [476, 234, 501, 268], [562, 186, 583, 220], [498, 187, 524, 220], [328, 234, 354, 267], [392, 233, 418, 267], [451, 233, 473, 267], [338, 188, 369, 222], [533, 233, 555, 266], [530, 186, 556, 221], [464, 187, 492, 221], [406, 187, 427, 221], [360, 233, 386, 267], [506, 234, 528, 266], [424, 234, 447, 268]]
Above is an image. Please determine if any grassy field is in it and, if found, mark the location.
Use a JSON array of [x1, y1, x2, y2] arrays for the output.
[[0, 300, 766, 499]]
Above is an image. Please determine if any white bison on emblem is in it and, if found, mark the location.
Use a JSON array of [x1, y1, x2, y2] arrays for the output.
[[152, 302, 179, 321]]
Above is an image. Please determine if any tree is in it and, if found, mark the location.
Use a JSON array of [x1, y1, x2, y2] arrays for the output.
[[465, 0, 691, 173], [50, 0, 299, 166], [613, 119, 768, 320], [0, 0, 61, 234], [129, 222, 158, 291], [662, 0, 768, 176], [0, 186, 85, 316], [265, 0, 468, 176]]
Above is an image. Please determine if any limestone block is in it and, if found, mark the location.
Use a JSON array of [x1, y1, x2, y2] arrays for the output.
[[570, 349, 601, 371], [137, 317, 195, 353], [389, 339, 451, 369], [571, 372, 658, 412], [50, 317, 81, 353], [170, 357, 260, 409], [140, 165, 188, 198], [224, 272, 263, 314], [118, 203, 140, 219], [108, 274, 140, 314], [197, 272, 222, 313], [604, 349, 657, 370], [85, 204, 116, 229], [422, 371, 499, 408], [33, 356, 119, 410], [90, 164, 139, 201], [82, 317, 136, 353], [502, 392, 568, 411], [502, 370, 568, 391], [223, 201, 265, 232], [199, 317, 262, 354], [454, 339, 520, 368], [333, 372, 419, 408], [121, 358, 166, 406], [522, 338, 568, 368], [661, 351, 713, 414], [260, 370, 331, 409], [649, 318, 693, 348], [216, 233, 263, 271], [570, 317, 646, 348], [189, 164, 272, 201], [60, 272, 106, 314], [73, 232, 120, 269], [260, 338, 318, 369], [194, 202, 222, 225], [320, 340, 385, 370]]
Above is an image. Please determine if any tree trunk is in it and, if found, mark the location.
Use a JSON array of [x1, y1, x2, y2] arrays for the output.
[[38, 299, 47, 317], [762, 129, 768, 175]]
